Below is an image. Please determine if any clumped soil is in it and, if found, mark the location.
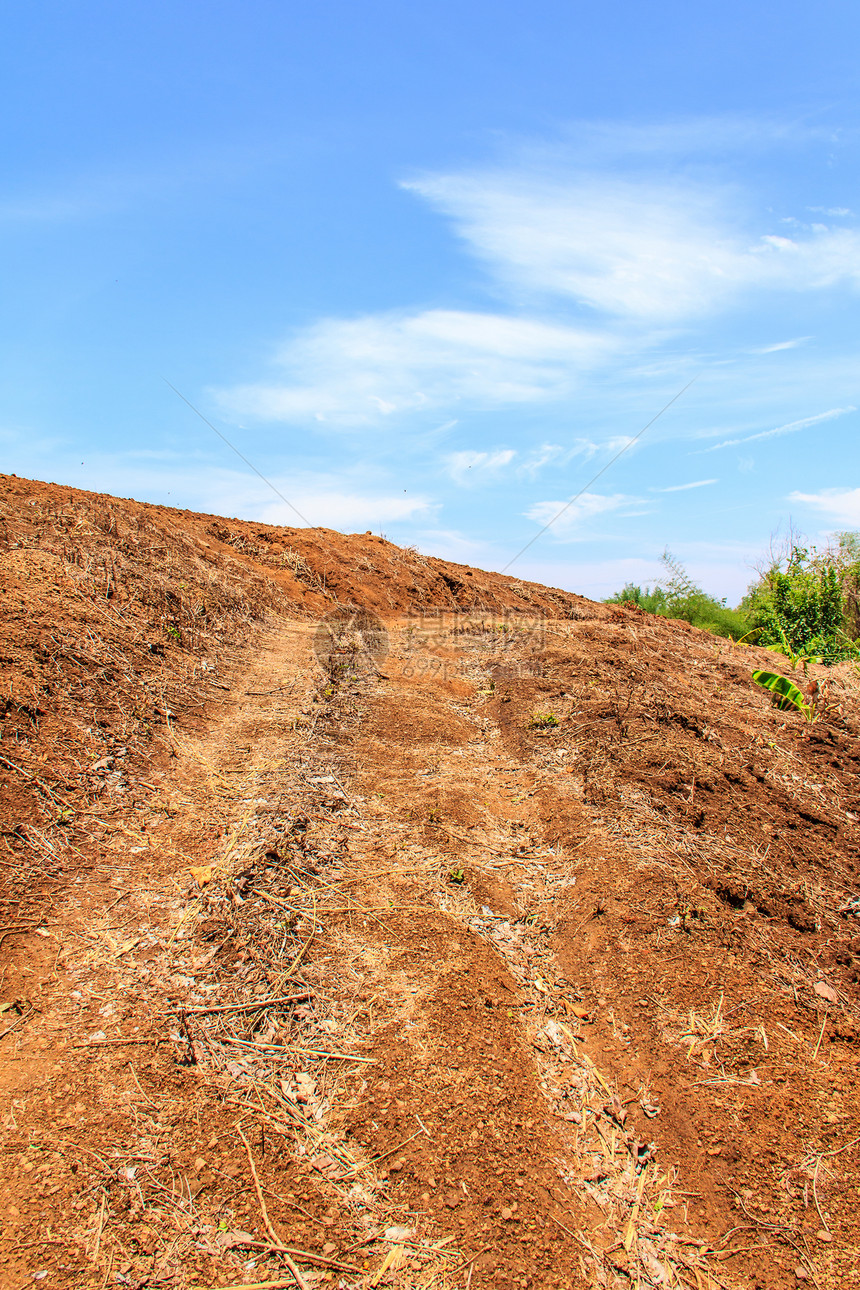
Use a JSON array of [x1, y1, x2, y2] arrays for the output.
[[1, 473, 858, 1290]]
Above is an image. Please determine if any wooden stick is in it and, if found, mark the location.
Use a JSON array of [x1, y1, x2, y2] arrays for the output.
[[236, 1125, 310, 1290], [224, 1239, 358, 1273], [161, 992, 311, 1016], [126, 1061, 158, 1105], [0, 753, 75, 808], [201, 1282, 298, 1290], [72, 1037, 161, 1048], [812, 1158, 830, 1234]]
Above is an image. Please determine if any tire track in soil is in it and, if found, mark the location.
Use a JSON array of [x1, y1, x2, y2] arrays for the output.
[[335, 615, 860, 1290], [1, 620, 588, 1290], [329, 621, 726, 1290]]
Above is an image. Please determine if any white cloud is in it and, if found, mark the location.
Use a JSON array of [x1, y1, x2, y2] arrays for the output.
[[216, 309, 615, 427], [518, 443, 566, 478], [651, 478, 718, 492], [751, 337, 811, 353], [787, 487, 860, 527], [445, 448, 516, 485], [404, 171, 860, 321], [700, 406, 854, 452], [444, 436, 638, 486], [510, 436, 635, 480], [525, 490, 644, 538]]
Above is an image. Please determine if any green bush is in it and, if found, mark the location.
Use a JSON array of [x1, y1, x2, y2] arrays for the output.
[[605, 551, 750, 641], [606, 536, 860, 660], [742, 534, 860, 664]]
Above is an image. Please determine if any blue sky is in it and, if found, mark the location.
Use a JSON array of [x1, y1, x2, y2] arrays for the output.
[[2, 2, 859, 603]]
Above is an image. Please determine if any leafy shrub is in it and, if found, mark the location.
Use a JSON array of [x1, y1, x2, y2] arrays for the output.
[[742, 533, 860, 664]]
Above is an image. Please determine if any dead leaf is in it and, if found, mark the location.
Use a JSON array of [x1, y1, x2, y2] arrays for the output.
[[814, 981, 838, 1005], [604, 1094, 628, 1126], [215, 1229, 256, 1249], [189, 865, 213, 886], [566, 1002, 593, 1021]]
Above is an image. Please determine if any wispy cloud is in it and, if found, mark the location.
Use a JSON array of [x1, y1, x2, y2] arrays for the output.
[[216, 309, 616, 427], [807, 206, 854, 218], [445, 448, 516, 485], [216, 127, 860, 435], [404, 170, 860, 321], [444, 436, 639, 485], [524, 490, 645, 538], [788, 487, 860, 527], [751, 337, 811, 353], [651, 478, 718, 492], [699, 406, 855, 453]]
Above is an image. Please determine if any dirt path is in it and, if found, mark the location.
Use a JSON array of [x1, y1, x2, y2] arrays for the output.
[[2, 609, 858, 1290]]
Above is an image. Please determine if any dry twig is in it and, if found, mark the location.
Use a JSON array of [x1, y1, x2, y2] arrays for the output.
[[236, 1124, 310, 1290]]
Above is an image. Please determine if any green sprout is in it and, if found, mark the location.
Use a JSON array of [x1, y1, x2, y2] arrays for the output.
[[529, 711, 559, 729]]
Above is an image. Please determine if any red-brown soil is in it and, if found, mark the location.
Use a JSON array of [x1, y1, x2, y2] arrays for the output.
[[1, 472, 858, 1290]]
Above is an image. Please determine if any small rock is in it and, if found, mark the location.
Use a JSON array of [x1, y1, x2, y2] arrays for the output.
[[500, 1206, 514, 1221], [794, 1268, 809, 1281], [816, 1229, 832, 1242]]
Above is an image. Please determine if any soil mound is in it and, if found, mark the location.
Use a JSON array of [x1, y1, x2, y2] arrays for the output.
[[1, 473, 858, 1290]]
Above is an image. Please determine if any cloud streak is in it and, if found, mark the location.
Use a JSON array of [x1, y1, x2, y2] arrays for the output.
[[652, 478, 718, 492], [699, 407, 855, 453]]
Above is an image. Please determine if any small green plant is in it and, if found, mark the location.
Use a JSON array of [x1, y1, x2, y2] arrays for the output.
[[529, 711, 559, 729], [448, 868, 465, 884], [751, 669, 815, 721], [164, 624, 181, 642]]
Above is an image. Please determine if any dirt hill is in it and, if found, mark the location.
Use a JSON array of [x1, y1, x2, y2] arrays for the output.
[[1, 472, 858, 1290]]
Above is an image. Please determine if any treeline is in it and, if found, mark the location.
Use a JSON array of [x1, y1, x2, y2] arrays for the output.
[[606, 533, 860, 663]]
